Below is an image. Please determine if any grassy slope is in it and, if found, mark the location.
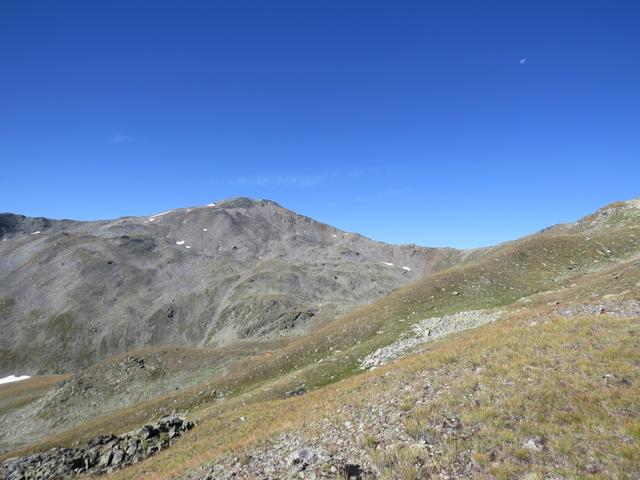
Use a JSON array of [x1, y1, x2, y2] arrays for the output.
[[0, 375, 70, 418], [1, 201, 639, 476], [105, 261, 640, 480]]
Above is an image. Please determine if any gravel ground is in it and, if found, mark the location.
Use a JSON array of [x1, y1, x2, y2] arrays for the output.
[[558, 298, 640, 318], [184, 370, 447, 480], [360, 310, 503, 370]]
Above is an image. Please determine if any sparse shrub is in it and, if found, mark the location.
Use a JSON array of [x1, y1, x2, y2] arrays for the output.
[[361, 433, 378, 449]]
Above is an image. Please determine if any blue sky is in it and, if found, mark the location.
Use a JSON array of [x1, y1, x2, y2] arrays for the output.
[[1, 1, 639, 248]]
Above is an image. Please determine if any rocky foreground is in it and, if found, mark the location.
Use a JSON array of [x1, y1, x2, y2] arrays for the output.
[[1, 415, 193, 479]]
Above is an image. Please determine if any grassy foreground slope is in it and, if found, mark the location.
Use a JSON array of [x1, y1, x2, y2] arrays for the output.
[[1, 199, 639, 478], [105, 257, 640, 479]]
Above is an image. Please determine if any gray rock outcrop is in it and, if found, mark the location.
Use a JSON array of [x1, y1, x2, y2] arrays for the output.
[[0, 415, 193, 479]]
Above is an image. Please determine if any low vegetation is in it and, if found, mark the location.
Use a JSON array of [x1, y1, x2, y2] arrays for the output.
[[1, 199, 639, 479]]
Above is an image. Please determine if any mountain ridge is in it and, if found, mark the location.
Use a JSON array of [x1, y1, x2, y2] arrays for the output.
[[0, 197, 473, 375]]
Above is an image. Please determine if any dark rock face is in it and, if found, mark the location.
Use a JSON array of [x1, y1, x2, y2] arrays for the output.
[[0, 198, 468, 375], [0, 415, 193, 479], [0, 214, 57, 239]]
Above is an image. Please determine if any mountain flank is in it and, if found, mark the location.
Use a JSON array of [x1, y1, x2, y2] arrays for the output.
[[0, 198, 472, 375], [0, 197, 639, 479]]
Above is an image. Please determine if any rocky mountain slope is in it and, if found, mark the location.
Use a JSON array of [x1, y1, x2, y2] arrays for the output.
[[0, 197, 639, 479], [0, 198, 471, 375]]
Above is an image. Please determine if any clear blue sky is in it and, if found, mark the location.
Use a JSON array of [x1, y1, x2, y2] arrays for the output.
[[1, 1, 639, 248]]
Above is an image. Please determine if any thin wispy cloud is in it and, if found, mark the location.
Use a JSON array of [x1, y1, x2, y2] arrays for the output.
[[345, 166, 383, 178], [378, 188, 412, 198], [214, 167, 385, 189], [519, 58, 527, 65], [109, 134, 134, 144], [231, 174, 328, 188]]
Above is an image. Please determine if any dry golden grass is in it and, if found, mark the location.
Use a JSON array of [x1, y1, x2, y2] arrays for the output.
[[3, 215, 639, 477], [102, 291, 640, 479]]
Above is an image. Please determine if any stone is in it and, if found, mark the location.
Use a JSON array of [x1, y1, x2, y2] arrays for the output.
[[524, 438, 542, 452], [98, 450, 113, 468], [343, 463, 363, 479], [285, 384, 306, 398], [140, 425, 159, 439], [287, 447, 329, 472], [111, 448, 125, 466], [0, 415, 193, 479]]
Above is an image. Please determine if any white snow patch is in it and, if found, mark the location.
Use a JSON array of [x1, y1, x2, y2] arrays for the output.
[[402, 266, 411, 271], [202, 228, 208, 232], [207, 203, 216, 207], [31, 231, 40, 235], [148, 210, 174, 221], [185, 245, 191, 249], [176, 240, 185, 245], [0, 375, 31, 385], [380, 262, 394, 267]]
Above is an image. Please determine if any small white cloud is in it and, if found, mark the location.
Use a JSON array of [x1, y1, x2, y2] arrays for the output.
[[109, 133, 133, 144], [520, 58, 527, 65]]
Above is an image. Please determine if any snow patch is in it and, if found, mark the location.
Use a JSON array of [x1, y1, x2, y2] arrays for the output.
[[202, 228, 208, 232], [185, 245, 191, 249], [402, 266, 411, 271], [176, 240, 185, 245], [0, 375, 31, 385], [207, 203, 216, 207], [148, 210, 174, 221], [380, 262, 394, 267], [31, 231, 40, 235]]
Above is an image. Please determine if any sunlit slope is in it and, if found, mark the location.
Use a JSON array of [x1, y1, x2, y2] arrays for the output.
[[0, 198, 469, 375], [106, 233, 640, 479], [2, 199, 638, 466]]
